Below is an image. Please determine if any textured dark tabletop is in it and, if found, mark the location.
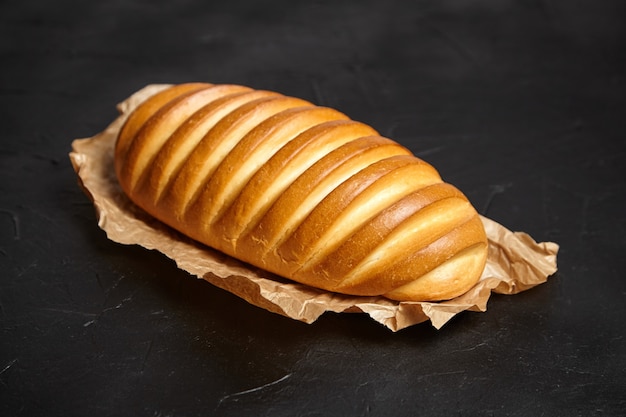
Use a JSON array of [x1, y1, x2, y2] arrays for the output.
[[1, 1, 625, 416]]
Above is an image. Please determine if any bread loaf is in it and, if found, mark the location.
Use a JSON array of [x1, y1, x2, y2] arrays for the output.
[[114, 83, 488, 301]]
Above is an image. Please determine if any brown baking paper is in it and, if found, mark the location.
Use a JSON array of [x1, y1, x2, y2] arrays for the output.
[[69, 84, 559, 332]]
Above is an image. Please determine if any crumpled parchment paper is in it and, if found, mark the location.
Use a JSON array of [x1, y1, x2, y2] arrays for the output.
[[69, 84, 559, 332]]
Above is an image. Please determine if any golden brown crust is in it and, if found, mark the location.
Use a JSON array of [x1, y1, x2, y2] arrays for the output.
[[218, 120, 378, 247], [299, 183, 469, 292], [115, 83, 210, 172], [114, 83, 489, 302]]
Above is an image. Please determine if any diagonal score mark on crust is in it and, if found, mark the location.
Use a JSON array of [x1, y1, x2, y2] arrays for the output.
[[251, 137, 412, 271], [384, 240, 488, 301], [204, 105, 349, 243], [169, 94, 293, 218], [221, 120, 379, 247], [288, 156, 443, 276], [115, 83, 209, 175], [142, 85, 254, 204], [123, 85, 218, 193], [182, 96, 315, 231], [299, 183, 467, 284], [156, 90, 284, 220], [335, 195, 477, 292]]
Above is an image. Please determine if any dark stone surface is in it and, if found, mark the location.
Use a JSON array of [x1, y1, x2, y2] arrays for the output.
[[1, 1, 624, 416]]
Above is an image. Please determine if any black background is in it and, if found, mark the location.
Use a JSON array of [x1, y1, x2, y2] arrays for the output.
[[1, 1, 625, 416]]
